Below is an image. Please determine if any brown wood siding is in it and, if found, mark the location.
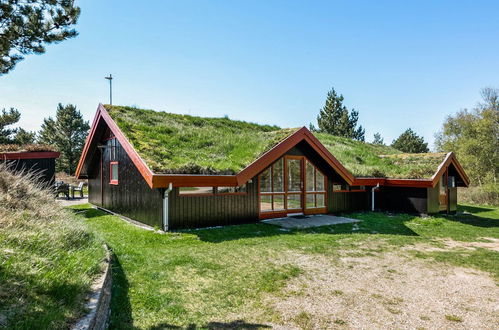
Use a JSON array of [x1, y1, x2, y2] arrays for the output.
[[88, 138, 163, 227], [426, 184, 440, 214], [168, 176, 259, 229], [4, 157, 56, 186], [448, 187, 457, 213], [378, 186, 428, 214]]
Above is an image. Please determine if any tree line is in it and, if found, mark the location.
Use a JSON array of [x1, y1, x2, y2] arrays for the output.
[[0, 104, 89, 175], [310, 87, 429, 153]]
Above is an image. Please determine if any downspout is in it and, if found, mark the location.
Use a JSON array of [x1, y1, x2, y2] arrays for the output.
[[162, 183, 173, 231], [371, 183, 380, 211]]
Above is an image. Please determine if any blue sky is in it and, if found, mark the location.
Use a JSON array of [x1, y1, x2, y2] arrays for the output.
[[1, 0, 498, 148]]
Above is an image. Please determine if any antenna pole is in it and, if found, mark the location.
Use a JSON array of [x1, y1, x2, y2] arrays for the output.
[[105, 74, 113, 105]]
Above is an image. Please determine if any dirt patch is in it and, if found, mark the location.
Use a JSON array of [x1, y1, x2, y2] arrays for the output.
[[439, 237, 499, 252], [267, 251, 499, 329]]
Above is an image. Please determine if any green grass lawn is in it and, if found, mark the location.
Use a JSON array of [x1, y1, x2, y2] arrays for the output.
[[75, 204, 499, 329]]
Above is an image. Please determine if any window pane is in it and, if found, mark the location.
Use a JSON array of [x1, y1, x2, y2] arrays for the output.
[[306, 161, 315, 192], [273, 158, 284, 192], [316, 170, 325, 191], [179, 187, 213, 195], [260, 195, 272, 211], [259, 168, 272, 192], [111, 164, 118, 181], [306, 194, 315, 209], [236, 185, 247, 193], [287, 194, 302, 209], [316, 194, 325, 207], [287, 159, 302, 192], [274, 194, 285, 210]]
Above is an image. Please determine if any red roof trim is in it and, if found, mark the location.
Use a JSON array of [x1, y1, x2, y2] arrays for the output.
[[0, 151, 60, 160], [75, 104, 155, 188]]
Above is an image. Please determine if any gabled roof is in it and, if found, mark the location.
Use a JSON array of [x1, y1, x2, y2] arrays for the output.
[[76, 104, 469, 188]]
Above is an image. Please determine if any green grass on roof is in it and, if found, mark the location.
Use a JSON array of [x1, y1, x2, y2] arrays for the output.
[[0, 144, 57, 153], [315, 133, 446, 179], [106, 105, 447, 179], [106, 105, 298, 174]]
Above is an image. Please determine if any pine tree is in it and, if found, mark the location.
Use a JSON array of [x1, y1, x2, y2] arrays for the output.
[[0, 108, 21, 143], [314, 87, 365, 141], [372, 132, 384, 145], [391, 128, 429, 153], [1, 0, 80, 75], [39, 104, 89, 174], [14, 128, 36, 144]]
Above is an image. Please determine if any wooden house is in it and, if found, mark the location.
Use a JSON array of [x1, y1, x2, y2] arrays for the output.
[[76, 104, 469, 230]]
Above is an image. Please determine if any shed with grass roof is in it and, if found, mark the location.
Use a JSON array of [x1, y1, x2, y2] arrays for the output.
[[76, 104, 469, 230], [0, 144, 60, 186]]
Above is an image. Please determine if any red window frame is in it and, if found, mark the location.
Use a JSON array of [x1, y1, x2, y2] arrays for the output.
[[110, 161, 119, 185]]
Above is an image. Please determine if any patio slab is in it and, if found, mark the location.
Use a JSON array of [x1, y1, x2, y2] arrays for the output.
[[262, 214, 360, 229]]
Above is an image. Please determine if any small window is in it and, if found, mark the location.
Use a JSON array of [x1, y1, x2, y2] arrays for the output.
[[217, 185, 247, 194], [179, 187, 214, 195], [350, 186, 366, 191], [110, 161, 119, 185], [448, 176, 456, 188]]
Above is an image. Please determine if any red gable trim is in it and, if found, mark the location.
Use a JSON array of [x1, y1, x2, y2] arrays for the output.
[[235, 127, 355, 186], [75, 104, 155, 187], [0, 151, 60, 160]]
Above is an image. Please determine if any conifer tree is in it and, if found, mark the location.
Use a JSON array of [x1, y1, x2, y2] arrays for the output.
[[314, 87, 365, 141], [39, 104, 89, 174], [391, 128, 429, 153]]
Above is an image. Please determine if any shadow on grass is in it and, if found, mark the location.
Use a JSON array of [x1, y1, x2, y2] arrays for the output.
[[188, 212, 419, 243], [443, 205, 499, 228], [107, 252, 135, 329], [149, 320, 271, 329], [68, 205, 107, 219]]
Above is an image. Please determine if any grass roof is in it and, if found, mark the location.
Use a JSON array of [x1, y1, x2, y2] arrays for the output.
[[315, 133, 446, 179], [0, 144, 57, 153], [106, 105, 446, 179], [106, 105, 298, 174]]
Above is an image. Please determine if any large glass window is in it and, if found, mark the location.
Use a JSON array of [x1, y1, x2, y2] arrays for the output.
[[259, 158, 285, 212], [287, 158, 302, 192], [305, 160, 326, 209]]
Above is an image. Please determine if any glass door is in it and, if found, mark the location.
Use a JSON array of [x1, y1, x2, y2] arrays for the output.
[[286, 157, 303, 212]]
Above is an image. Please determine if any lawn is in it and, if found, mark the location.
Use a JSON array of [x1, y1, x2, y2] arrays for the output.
[[75, 204, 499, 329]]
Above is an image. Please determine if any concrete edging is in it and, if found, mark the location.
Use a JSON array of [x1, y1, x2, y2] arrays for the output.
[[72, 244, 113, 330]]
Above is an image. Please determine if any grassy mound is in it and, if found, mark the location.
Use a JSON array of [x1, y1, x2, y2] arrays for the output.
[[0, 165, 105, 328]]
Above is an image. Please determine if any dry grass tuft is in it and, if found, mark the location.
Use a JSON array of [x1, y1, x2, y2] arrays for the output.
[[0, 164, 104, 328]]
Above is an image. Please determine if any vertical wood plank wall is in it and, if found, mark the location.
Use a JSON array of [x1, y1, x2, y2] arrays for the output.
[[4, 158, 56, 186], [168, 177, 259, 229], [88, 138, 163, 227]]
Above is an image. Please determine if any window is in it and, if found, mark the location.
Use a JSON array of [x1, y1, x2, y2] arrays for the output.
[[305, 160, 326, 209], [259, 158, 285, 212], [217, 185, 247, 194], [110, 161, 119, 185], [448, 176, 455, 188], [350, 186, 366, 191], [179, 187, 214, 195]]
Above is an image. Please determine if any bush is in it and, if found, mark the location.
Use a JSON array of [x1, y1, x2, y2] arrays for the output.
[[0, 164, 105, 328], [459, 184, 499, 206]]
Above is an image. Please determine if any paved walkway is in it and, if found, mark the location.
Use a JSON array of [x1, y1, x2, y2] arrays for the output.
[[56, 197, 88, 207], [262, 214, 360, 229]]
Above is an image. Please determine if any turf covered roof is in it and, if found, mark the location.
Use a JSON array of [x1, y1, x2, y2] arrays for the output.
[[105, 105, 447, 179], [0, 144, 57, 153]]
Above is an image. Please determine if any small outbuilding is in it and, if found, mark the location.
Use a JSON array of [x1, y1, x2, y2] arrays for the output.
[[76, 104, 469, 230], [0, 144, 60, 186]]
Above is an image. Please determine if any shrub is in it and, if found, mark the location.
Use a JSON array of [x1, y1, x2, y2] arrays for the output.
[[459, 184, 499, 207]]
